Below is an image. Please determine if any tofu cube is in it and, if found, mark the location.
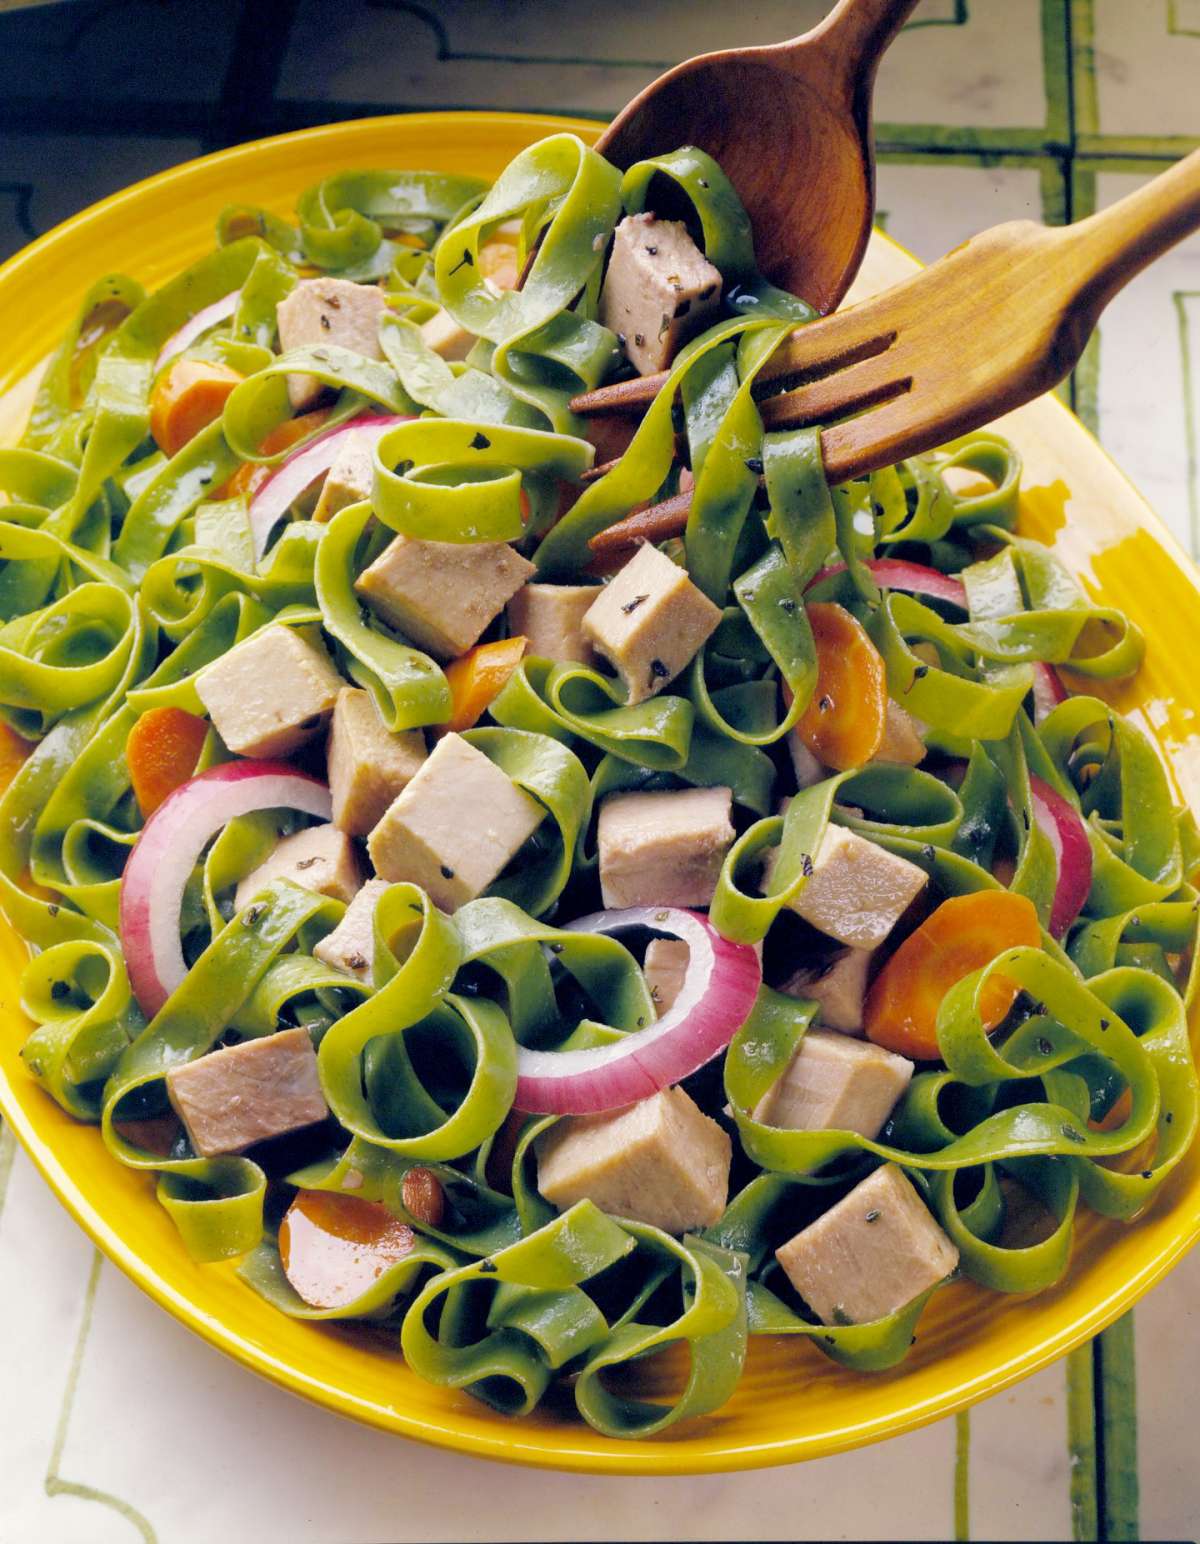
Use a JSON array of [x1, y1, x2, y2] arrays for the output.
[[582, 543, 722, 705], [312, 430, 375, 523], [535, 1086, 731, 1235], [643, 937, 690, 1016], [166, 1028, 328, 1158], [196, 624, 344, 758], [782, 824, 927, 951], [599, 213, 723, 375], [782, 948, 874, 1036], [752, 1029, 913, 1139], [276, 278, 386, 409], [235, 823, 363, 913], [420, 308, 475, 361], [356, 536, 535, 661], [598, 786, 734, 909], [775, 1163, 959, 1325], [506, 582, 602, 666], [327, 686, 426, 837], [873, 700, 927, 767], [366, 732, 542, 911], [313, 876, 389, 982]]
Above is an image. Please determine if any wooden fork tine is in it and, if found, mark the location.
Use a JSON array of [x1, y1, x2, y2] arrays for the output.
[[759, 350, 909, 430]]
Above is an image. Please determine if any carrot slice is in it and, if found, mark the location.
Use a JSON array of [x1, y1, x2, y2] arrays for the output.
[[126, 706, 208, 818], [0, 722, 30, 796], [478, 227, 522, 291], [865, 890, 1041, 1060], [797, 601, 887, 770], [219, 407, 332, 500], [441, 636, 528, 733], [149, 358, 242, 457], [279, 1190, 415, 1310]]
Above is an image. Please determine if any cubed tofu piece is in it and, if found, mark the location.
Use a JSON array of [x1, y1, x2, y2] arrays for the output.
[[420, 308, 475, 361], [752, 1030, 913, 1139], [598, 786, 734, 909], [782, 948, 874, 1036], [782, 824, 927, 951], [312, 431, 375, 523], [276, 277, 386, 409], [195, 624, 344, 758], [775, 1163, 958, 1325], [166, 1028, 328, 1158], [506, 583, 602, 665], [582, 542, 722, 705], [366, 732, 542, 911], [535, 1086, 731, 1234], [313, 876, 389, 982], [599, 213, 723, 375], [327, 687, 426, 837], [235, 823, 363, 912], [873, 700, 926, 767], [356, 535, 535, 661], [643, 937, 690, 1015]]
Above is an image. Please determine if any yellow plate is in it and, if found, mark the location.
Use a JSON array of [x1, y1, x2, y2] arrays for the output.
[[1, 111, 1199, 1476]]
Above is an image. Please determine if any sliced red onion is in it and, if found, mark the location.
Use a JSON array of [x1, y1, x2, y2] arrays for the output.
[[120, 760, 331, 1019], [806, 558, 967, 608], [155, 290, 240, 374], [248, 413, 412, 560], [512, 908, 761, 1116], [1030, 661, 1067, 724], [1030, 775, 1092, 938]]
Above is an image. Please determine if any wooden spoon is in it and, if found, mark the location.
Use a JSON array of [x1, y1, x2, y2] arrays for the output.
[[585, 147, 1200, 556], [595, 0, 921, 314]]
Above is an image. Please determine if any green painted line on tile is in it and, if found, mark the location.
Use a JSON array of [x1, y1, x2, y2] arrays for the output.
[[953, 1409, 971, 1542], [367, 1, 673, 70], [0, 1119, 16, 1229], [44, 1249, 158, 1544], [1066, 1343, 1100, 1542], [1167, 0, 1200, 37], [1174, 289, 1200, 555], [905, 0, 968, 29], [1070, 164, 1101, 431], [876, 124, 1067, 156], [1070, 0, 1099, 137], [1078, 133, 1200, 160], [877, 146, 1067, 174], [1041, 0, 1073, 149], [1096, 1312, 1139, 1542]]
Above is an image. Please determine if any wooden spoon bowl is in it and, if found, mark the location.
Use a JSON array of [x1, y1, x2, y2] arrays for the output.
[[597, 0, 920, 314]]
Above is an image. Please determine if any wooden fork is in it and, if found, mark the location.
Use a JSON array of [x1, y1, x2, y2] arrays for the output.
[[580, 148, 1200, 557]]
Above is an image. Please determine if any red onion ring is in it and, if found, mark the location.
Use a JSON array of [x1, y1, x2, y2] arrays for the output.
[[249, 413, 412, 560], [120, 760, 331, 1019], [154, 291, 240, 374], [806, 558, 968, 607], [1029, 775, 1093, 938], [512, 908, 761, 1115], [1030, 661, 1067, 724]]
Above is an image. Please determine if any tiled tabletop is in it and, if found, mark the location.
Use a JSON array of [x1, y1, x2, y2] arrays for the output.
[[0, 4, 1197, 1540]]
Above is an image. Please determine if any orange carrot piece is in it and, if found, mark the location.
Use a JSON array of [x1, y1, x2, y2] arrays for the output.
[[126, 706, 209, 818], [797, 601, 887, 771], [0, 722, 31, 797], [149, 358, 242, 457], [478, 227, 522, 291], [865, 890, 1042, 1061], [279, 1190, 415, 1310], [441, 636, 528, 733], [219, 407, 332, 500]]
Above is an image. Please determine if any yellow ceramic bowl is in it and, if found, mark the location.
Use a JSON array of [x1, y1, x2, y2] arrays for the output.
[[2, 111, 1200, 1476]]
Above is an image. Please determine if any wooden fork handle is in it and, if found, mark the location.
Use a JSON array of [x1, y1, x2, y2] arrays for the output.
[[1060, 147, 1200, 331]]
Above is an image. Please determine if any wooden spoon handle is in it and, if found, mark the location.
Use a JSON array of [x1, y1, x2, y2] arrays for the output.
[[1059, 147, 1200, 326], [792, 0, 922, 100]]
